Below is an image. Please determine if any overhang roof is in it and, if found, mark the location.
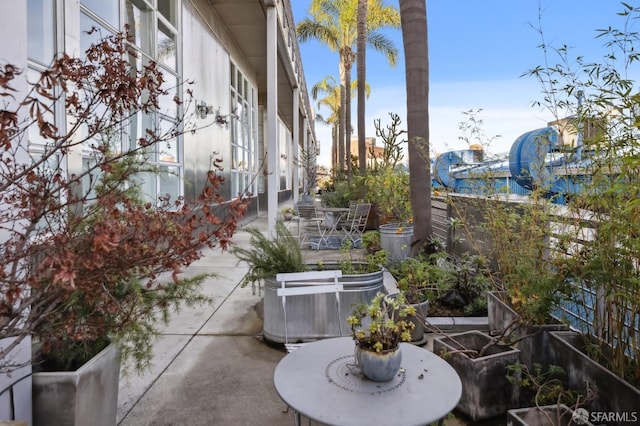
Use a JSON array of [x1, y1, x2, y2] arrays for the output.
[[205, 0, 307, 132]]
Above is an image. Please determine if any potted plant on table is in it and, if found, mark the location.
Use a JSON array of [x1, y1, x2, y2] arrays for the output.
[[347, 292, 416, 382], [0, 31, 249, 426]]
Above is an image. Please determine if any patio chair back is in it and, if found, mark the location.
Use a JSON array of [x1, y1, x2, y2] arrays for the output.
[[296, 204, 318, 220], [341, 203, 371, 245], [276, 270, 344, 353]]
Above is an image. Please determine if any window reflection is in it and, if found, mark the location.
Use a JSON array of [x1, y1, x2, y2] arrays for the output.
[[157, 0, 177, 26], [27, 0, 56, 64], [27, 68, 56, 149], [159, 118, 178, 163], [159, 165, 180, 204], [158, 71, 178, 117], [80, 13, 112, 56], [80, 0, 119, 28], [125, 0, 153, 55], [157, 20, 176, 70]]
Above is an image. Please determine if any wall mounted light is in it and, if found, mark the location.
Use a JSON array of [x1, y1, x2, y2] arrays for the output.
[[213, 107, 239, 129], [196, 101, 213, 119]]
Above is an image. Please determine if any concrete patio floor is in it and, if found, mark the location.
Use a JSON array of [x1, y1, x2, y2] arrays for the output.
[[115, 205, 501, 426]]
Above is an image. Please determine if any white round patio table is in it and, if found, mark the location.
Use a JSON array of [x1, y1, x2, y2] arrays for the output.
[[273, 337, 462, 426]]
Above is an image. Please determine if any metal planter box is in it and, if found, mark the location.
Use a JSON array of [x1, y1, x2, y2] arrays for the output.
[[263, 268, 385, 343]]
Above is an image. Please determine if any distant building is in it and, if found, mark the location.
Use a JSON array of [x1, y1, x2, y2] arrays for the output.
[[549, 116, 606, 149], [349, 136, 382, 166]]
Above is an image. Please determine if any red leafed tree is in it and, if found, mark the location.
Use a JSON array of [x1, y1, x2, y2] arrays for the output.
[[0, 30, 249, 372]]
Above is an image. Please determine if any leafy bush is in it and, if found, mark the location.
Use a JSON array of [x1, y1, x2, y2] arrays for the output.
[[233, 221, 308, 288]]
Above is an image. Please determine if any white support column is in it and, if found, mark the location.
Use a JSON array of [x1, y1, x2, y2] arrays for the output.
[[266, 5, 278, 236], [292, 87, 300, 205]]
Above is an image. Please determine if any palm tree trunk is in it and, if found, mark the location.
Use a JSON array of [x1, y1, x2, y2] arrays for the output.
[[357, 0, 367, 175], [399, 0, 432, 254], [338, 60, 347, 173], [332, 124, 338, 178], [344, 56, 353, 182]]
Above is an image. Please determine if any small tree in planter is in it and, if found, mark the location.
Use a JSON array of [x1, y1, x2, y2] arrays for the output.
[[521, 2, 640, 390], [294, 145, 318, 201], [447, 162, 572, 369], [0, 30, 249, 377]]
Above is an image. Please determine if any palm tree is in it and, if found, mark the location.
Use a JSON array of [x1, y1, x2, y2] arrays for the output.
[[312, 76, 370, 177], [297, 0, 399, 174], [311, 76, 341, 172], [399, 0, 432, 254], [357, 0, 367, 175]]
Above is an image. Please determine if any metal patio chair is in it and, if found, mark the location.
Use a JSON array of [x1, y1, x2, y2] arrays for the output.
[[340, 203, 371, 246], [296, 204, 324, 249]]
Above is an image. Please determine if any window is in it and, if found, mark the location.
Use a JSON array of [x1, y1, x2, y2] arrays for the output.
[[157, 19, 177, 70], [80, 12, 115, 55], [278, 120, 291, 191], [157, 0, 178, 26], [77, 0, 183, 206], [24, 0, 184, 208], [27, 0, 56, 65], [80, 0, 119, 28], [230, 63, 257, 198], [124, 0, 153, 55]]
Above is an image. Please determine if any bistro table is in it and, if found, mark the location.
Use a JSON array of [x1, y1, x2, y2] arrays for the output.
[[317, 207, 350, 247], [273, 337, 462, 426]]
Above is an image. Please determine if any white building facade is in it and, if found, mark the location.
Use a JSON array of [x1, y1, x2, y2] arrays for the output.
[[1, 0, 316, 227]]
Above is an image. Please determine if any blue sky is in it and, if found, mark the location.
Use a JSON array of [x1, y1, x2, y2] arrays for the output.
[[291, 1, 633, 167]]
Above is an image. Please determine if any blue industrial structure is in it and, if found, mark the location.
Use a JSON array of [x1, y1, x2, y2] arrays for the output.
[[432, 125, 604, 203]]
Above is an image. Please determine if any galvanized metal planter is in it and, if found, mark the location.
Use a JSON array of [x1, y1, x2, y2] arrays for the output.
[[379, 223, 413, 262], [263, 266, 385, 344]]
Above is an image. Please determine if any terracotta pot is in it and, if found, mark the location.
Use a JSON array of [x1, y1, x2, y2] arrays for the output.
[[355, 344, 402, 382]]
